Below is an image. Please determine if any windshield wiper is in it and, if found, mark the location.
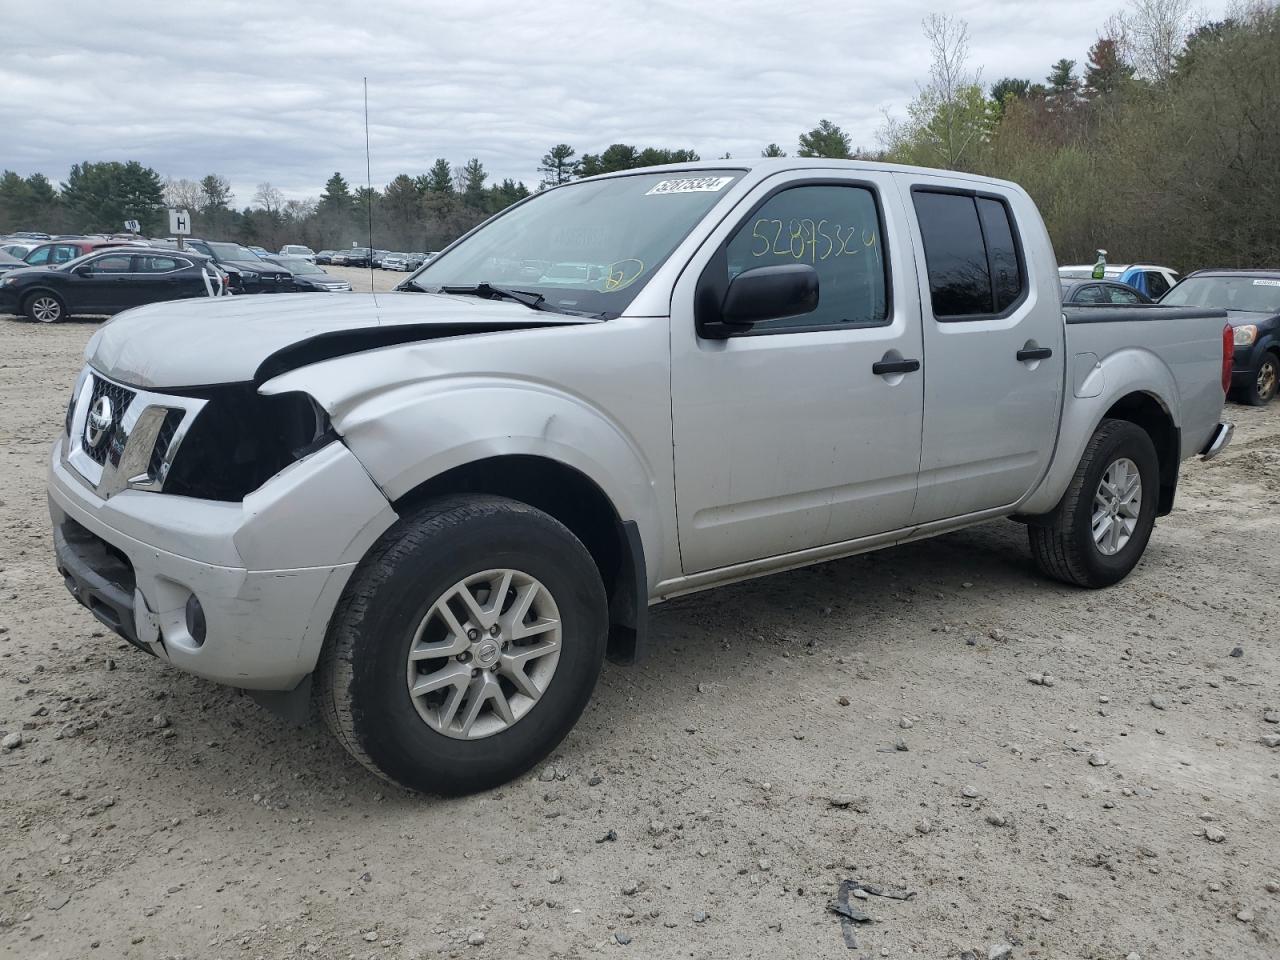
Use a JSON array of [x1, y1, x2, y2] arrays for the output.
[[438, 282, 553, 311]]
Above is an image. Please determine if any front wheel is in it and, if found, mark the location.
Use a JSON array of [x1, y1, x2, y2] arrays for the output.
[[24, 292, 65, 323], [1028, 419, 1159, 588], [1244, 352, 1279, 406], [315, 495, 608, 795]]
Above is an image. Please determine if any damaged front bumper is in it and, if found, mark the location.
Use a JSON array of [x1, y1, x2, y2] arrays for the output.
[[48, 436, 396, 691]]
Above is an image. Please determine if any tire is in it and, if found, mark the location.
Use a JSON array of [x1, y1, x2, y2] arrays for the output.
[[1028, 419, 1159, 588], [315, 494, 608, 795], [24, 291, 65, 323], [1244, 352, 1279, 406]]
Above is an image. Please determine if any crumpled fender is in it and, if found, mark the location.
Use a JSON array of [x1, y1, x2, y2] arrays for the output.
[[258, 325, 673, 585]]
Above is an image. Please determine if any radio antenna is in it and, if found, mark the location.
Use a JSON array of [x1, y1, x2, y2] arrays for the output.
[[363, 77, 378, 306]]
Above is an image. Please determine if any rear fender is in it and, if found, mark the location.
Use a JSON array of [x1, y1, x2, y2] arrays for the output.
[[1019, 346, 1180, 516]]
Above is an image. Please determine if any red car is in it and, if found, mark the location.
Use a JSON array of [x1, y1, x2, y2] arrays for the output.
[[23, 238, 135, 267]]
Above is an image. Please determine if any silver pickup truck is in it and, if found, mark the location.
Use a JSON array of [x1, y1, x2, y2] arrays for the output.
[[48, 159, 1233, 794]]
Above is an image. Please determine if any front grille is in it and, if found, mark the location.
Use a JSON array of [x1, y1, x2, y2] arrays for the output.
[[146, 408, 185, 481], [83, 377, 136, 466]]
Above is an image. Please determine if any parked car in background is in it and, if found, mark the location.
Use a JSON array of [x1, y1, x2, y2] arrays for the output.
[[247, 245, 272, 259], [1060, 278, 1153, 305], [380, 253, 411, 271], [0, 248, 225, 322], [1161, 269, 1280, 405], [278, 244, 316, 262], [0, 249, 28, 276], [314, 250, 336, 265], [23, 238, 133, 267], [159, 239, 295, 294], [334, 248, 372, 268], [1, 240, 40, 258], [1060, 263, 1179, 299], [46, 159, 1233, 794], [264, 256, 353, 292], [405, 252, 433, 269], [371, 249, 392, 268]]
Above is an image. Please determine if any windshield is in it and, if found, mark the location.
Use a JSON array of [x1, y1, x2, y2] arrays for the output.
[[407, 169, 742, 315], [281, 258, 322, 274], [1161, 275, 1280, 313], [208, 242, 260, 262]]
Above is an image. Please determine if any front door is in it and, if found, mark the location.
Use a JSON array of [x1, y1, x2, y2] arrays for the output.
[[670, 173, 924, 574], [896, 174, 1065, 524], [75, 252, 139, 313]]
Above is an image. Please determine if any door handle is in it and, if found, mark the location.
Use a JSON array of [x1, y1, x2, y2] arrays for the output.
[[872, 358, 921, 376], [1017, 347, 1053, 362]]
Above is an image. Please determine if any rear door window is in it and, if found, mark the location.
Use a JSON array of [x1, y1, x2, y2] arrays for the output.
[[1106, 285, 1142, 304], [1144, 271, 1171, 298], [912, 189, 1026, 320]]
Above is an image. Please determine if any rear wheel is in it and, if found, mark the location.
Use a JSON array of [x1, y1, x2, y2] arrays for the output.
[[1245, 352, 1279, 406], [1028, 419, 1159, 588], [316, 495, 607, 795], [24, 292, 65, 323]]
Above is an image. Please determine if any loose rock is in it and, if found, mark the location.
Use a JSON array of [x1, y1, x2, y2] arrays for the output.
[[1088, 752, 1108, 767], [2, 731, 22, 750]]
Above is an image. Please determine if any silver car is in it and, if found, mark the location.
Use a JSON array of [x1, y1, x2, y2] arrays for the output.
[[47, 159, 1231, 795]]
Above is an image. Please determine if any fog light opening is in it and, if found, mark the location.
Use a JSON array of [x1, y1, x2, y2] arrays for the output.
[[184, 594, 207, 647]]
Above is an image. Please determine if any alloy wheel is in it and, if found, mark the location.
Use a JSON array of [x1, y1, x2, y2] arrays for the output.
[[405, 568, 562, 740], [31, 296, 62, 323], [1092, 457, 1142, 556]]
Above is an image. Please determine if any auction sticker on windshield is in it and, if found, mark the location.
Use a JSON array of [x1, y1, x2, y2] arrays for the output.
[[1253, 279, 1280, 287], [646, 176, 735, 195]]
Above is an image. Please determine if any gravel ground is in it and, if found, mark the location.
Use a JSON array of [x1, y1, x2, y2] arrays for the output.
[[1, 283, 1278, 959]]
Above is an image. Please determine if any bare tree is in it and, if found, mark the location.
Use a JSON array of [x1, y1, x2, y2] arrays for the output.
[[163, 177, 202, 211], [253, 182, 285, 215], [1121, 0, 1196, 82], [880, 14, 991, 169]]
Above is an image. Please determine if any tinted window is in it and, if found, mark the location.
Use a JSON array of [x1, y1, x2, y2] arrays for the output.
[[87, 254, 134, 273], [723, 184, 888, 330], [51, 244, 81, 264], [913, 190, 1026, 319], [1144, 271, 1171, 298], [139, 255, 184, 272], [913, 191, 991, 316], [1074, 284, 1106, 304], [976, 197, 1022, 311]]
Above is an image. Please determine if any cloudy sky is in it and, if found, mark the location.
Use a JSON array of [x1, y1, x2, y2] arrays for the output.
[[2, 0, 1230, 204]]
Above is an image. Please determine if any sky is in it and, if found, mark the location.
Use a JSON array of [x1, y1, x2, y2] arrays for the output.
[[1, 0, 1232, 205]]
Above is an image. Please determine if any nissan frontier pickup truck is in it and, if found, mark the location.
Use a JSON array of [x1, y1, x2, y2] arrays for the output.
[[48, 159, 1234, 794]]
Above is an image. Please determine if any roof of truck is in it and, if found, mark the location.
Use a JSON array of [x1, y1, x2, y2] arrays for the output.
[[577, 157, 1024, 191]]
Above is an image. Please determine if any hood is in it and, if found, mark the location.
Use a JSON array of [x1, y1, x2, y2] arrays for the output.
[[222, 258, 290, 275], [86, 291, 600, 389]]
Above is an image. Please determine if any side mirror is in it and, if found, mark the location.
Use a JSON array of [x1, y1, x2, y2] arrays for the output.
[[700, 264, 819, 338], [73, 265, 92, 276]]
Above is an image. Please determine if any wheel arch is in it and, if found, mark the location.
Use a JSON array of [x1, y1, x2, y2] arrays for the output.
[[393, 454, 648, 664], [20, 286, 66, 315], [1099, 391, 1180, 515]]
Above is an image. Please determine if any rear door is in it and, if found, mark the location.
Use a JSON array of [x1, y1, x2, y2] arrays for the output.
[[897, 175, 1065, 524], [670, 171, 924, 574]]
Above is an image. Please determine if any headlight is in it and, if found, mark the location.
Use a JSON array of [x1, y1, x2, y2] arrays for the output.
[[1234, 324, 1258, 346], [0, 276, 14, 287], [162, 389, 333, 501], [239, 271, 259, 281]]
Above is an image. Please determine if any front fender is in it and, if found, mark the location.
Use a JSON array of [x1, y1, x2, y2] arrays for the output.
[[259, 333, 671, 586], [1019, 346, 1181, 516]]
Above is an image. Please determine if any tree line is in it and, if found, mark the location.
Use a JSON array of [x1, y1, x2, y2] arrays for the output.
[[2, 0, 1275, 269]]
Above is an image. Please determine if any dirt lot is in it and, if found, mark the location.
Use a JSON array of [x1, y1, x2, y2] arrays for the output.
[[1, 281, 1278, 959]]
